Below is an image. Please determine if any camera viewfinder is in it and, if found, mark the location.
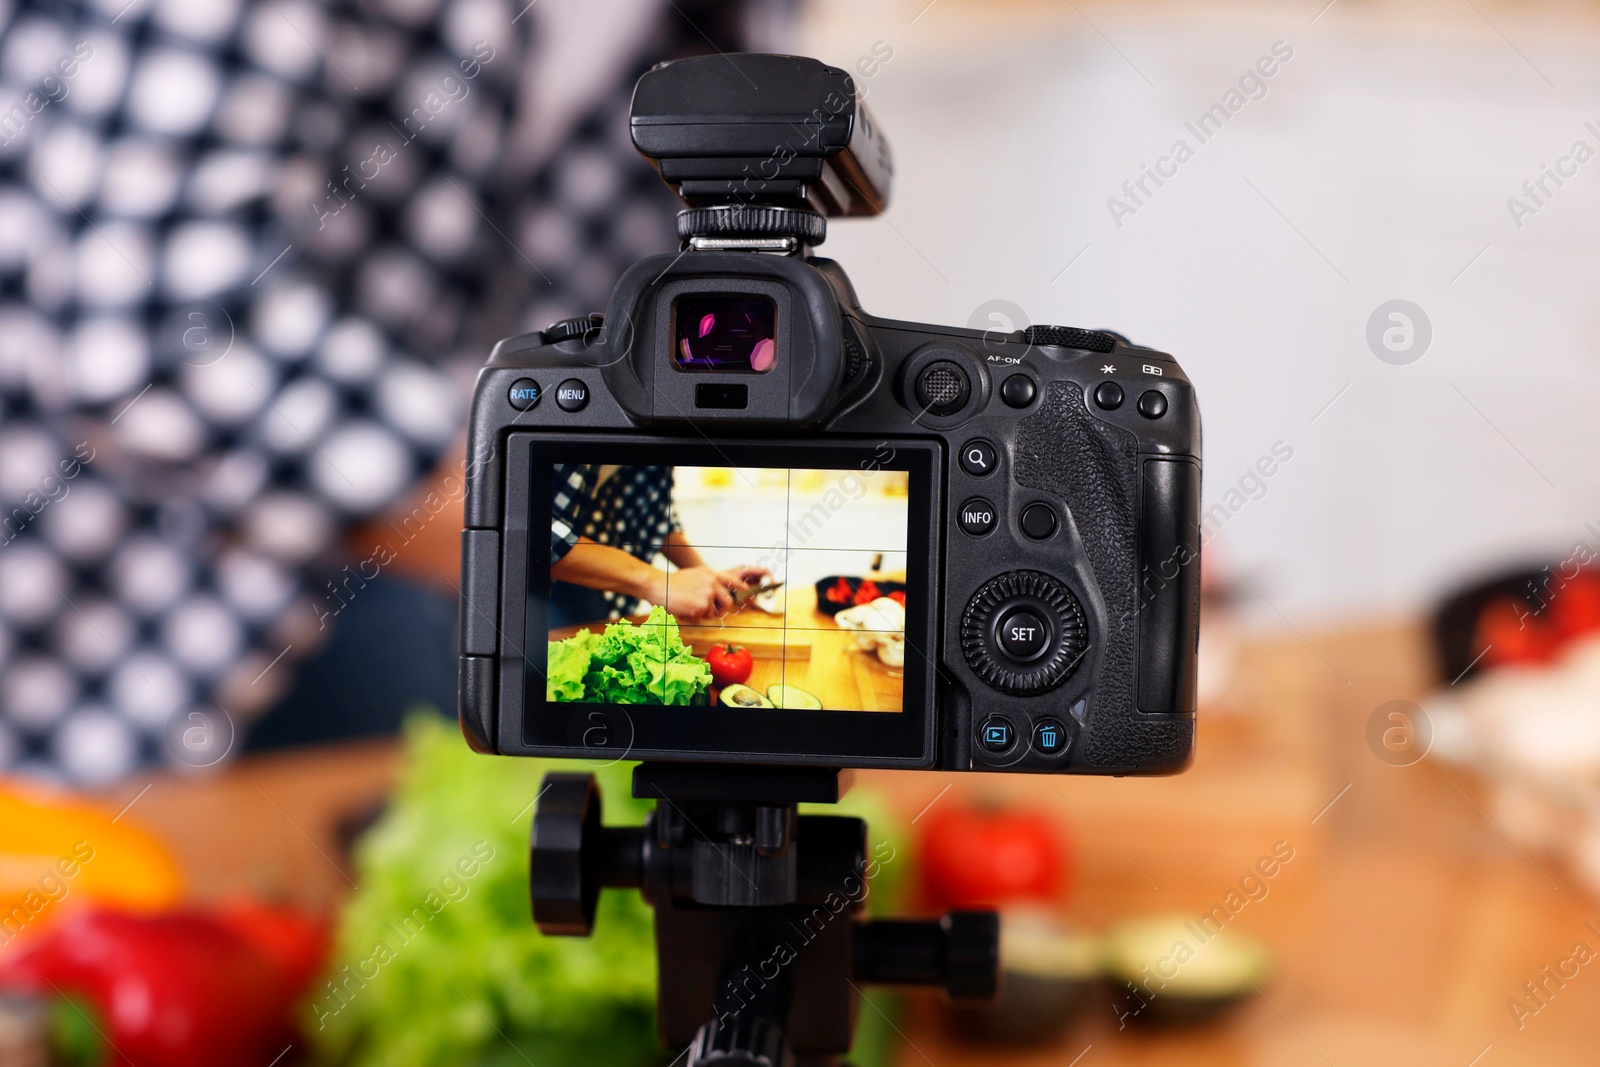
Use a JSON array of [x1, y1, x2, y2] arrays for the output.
[[672, 294, 778, 373]]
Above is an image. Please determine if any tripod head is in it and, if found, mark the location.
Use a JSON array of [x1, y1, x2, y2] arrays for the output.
[[530, 764, 998, 1066]]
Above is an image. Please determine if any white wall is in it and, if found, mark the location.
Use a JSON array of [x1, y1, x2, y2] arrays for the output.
[[798, 0, 1600, 625]]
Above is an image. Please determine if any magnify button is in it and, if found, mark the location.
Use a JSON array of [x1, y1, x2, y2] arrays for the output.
[[960, 439, 997, 477]]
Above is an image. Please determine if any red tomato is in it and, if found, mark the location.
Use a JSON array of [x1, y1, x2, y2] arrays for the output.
[[1552, 571, 1600, 642], [854, 579, 881, 605], [917, 801, 1067, 911], [1476, 597, 1552, 667], [707, 643, 753, 687]]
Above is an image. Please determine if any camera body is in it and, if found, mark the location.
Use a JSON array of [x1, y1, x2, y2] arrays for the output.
[[458, 55, 1201, 776]]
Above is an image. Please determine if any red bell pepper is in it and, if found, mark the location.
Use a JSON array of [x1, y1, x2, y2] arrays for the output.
[[0, 907, 315, 1067], [212, 898, 330, 1002]]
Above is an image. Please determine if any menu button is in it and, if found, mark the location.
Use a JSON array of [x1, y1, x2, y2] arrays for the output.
[[555, 378, 589, 412]]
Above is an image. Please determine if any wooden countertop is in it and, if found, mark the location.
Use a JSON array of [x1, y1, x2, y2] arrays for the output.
[[95, 618, 1600, 1065]]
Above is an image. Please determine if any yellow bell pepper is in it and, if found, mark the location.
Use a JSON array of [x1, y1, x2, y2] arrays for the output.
[[0, 783, 184, 947]]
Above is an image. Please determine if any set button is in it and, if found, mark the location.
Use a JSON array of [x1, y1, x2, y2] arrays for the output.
[[960, 571, 1089, 697], [996, 608, 1050, 662], [958, 498, 996, 536]]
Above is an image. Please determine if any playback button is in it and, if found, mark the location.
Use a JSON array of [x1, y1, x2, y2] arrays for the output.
[[958, 498, 996, 536], [978, 716, 1015, 753]]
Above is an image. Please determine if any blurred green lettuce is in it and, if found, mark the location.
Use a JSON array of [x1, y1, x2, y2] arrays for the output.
[[308, 715, 908, 1067]]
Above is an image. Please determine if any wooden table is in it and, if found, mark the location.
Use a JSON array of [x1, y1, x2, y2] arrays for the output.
[[880, 620, 1600, 1065], [548, 585, 904, 713], [96, 618, 1600, 1065]]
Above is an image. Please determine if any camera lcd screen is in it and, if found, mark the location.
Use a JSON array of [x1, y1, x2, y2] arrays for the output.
[[672, 294, 777, 373], [543, 461, 910, 714]]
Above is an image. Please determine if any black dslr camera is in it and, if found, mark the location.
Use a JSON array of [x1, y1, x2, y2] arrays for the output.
[[458, 54, 1202, 1065], [459, 53, 1200, 775]]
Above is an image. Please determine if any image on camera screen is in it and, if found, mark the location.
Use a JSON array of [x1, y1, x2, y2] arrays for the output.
[[672, 294, 777, 373], [545, 464, 910, 712]]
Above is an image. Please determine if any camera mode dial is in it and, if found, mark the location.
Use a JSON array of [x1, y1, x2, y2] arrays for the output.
[[961, 571, 1088, 696]]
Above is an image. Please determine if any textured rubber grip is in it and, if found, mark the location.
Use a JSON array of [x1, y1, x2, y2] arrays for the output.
[[1014, 382, 1192, 771], [1137, 460, 1201, 715]]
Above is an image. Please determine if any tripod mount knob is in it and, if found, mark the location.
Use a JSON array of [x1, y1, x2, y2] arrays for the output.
[[853, 911, 1001, 1001], [529, 773, 644, 936], [687, 1013, 792, 1067]]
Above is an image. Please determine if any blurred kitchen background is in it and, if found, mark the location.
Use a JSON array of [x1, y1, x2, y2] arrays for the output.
[[4, 0, 1600, 1065]]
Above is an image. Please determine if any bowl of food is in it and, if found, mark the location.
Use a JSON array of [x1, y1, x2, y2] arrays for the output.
[[814, 575, 907, 617], [1102, 914, 1270, 1027], [945, 908, 1101, 1045]]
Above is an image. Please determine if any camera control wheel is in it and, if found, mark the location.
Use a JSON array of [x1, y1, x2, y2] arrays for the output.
[[960, 571, 1088, 695]]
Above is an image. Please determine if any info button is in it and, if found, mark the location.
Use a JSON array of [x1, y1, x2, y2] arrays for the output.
[[958, 498, 996, 536]]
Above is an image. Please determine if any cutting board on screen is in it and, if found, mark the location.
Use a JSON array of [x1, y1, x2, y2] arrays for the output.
[[683, 629, 811, 661]]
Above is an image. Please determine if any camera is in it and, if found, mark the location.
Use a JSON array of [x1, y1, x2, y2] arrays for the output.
[[458, 53, 1202, 776]]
